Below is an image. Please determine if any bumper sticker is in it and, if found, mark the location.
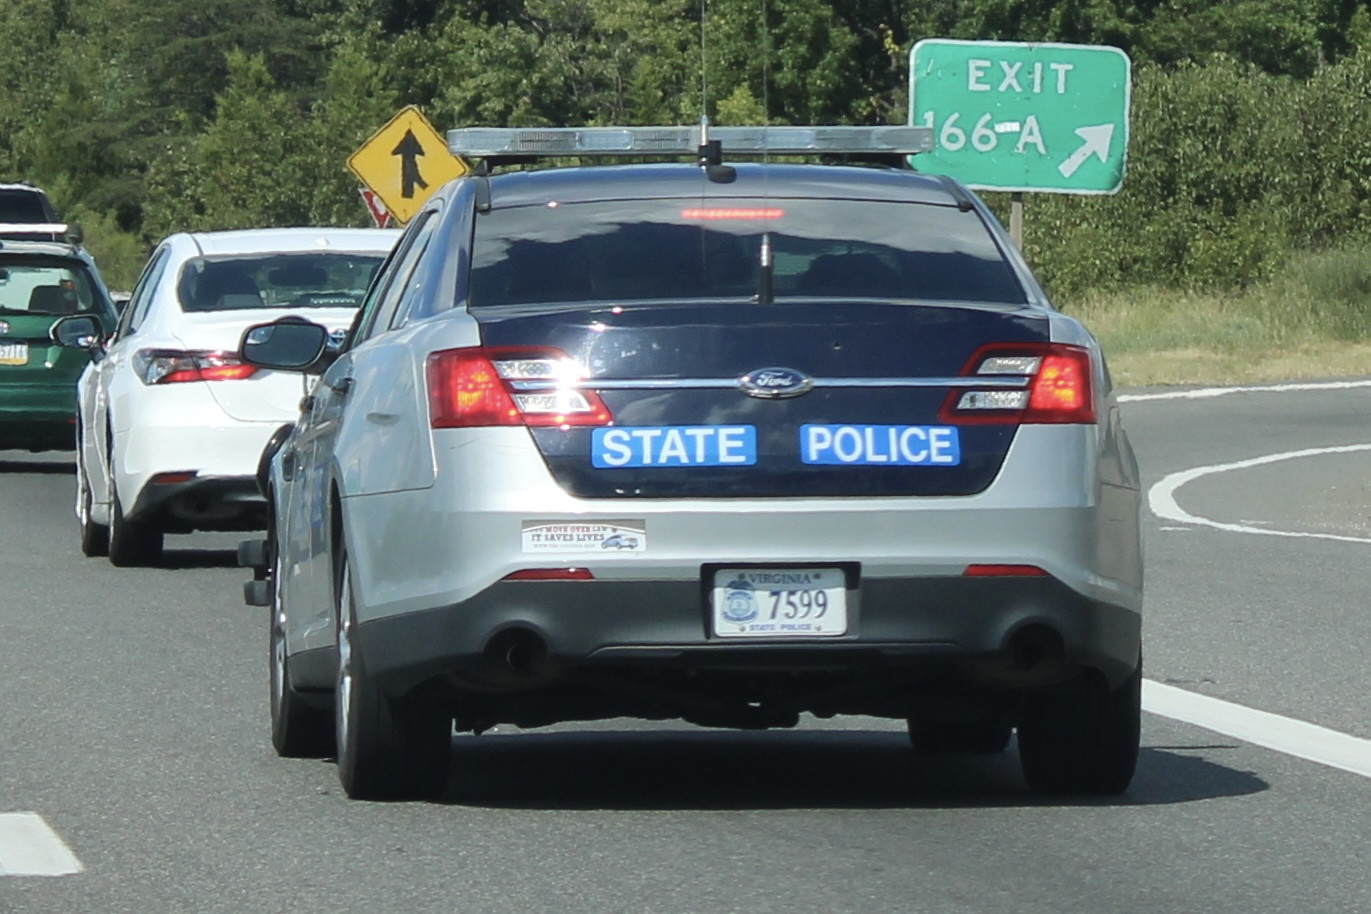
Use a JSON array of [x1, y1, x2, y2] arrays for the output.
[[522, 519, 647, 553]]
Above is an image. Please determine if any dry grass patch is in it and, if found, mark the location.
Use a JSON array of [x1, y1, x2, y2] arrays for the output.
[[1061, 246, 1371, 387]]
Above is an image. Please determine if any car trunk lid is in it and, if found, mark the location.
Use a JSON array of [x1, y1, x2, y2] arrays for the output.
[[469, 300, 1053, 498]]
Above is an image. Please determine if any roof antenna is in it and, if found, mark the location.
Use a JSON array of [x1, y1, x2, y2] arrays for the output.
[[761, 0, 770, 144], [700, 0, 708, 126], [698, 0, 733, 180]]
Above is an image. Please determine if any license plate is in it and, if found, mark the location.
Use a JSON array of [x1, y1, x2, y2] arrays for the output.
[[711, 567, 847, 638], [0, 342, 28, 366]]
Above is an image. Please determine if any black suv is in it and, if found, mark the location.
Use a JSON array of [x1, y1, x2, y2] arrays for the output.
[[0, 184, 73, 243]]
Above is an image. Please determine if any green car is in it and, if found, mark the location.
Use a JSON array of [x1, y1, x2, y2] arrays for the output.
[[0, 238, 119, 452]]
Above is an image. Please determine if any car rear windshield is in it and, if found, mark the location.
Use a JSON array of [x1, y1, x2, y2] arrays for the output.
[[0, 189, 52, 222], [175, 252, 387, 312], [468, 197, 1026, 307], [0, 257, 104, 315]]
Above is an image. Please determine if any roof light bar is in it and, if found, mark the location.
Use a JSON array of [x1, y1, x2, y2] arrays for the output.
[[447, 125, 934, 158], [0, 222, 81, 243]]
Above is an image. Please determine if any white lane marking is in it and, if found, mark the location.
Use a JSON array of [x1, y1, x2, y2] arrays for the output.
[[1144, 681, 1371, 779], [1148, 444, 1371, 544], [1119, 379, 1371, 403], [0, 812, 84, 876], [1123, 380, 1371, 777]]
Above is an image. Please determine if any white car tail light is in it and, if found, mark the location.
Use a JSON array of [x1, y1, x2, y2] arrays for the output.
[[940, 343, 1096, 425], [132, 349, 258, 385], [426, 346, 612, 428]]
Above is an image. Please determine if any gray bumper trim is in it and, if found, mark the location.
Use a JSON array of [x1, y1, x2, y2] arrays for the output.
[[343, 575, 1141, 697]]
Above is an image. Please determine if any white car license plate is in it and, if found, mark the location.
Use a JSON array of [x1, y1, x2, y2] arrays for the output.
[[712, 567, 847, 638], [0, 342, 28, 366]]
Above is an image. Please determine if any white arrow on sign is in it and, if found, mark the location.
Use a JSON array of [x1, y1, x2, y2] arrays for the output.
[[1057, 124, 1115, 179]]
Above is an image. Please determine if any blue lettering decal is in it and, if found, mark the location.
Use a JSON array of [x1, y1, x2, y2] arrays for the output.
[[593, 426, 758, 468], [800, 424, 961, 466]]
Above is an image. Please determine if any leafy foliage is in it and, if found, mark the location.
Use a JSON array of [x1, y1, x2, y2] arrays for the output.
[[3, 0, 1371, 293]]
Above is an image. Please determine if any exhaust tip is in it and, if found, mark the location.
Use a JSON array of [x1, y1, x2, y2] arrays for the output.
[[483, 627, 549, 681], [1006, 624, 1064, 672]]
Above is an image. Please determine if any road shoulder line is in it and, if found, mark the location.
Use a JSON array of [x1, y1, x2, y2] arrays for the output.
[[1120, 379, 1371, 402]]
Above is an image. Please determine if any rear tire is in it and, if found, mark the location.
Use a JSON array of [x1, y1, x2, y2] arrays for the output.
[[108, 484, 163, 567], [77, 456, 109, 557], [1016, 658, 1142, 796], [908, 718, 1013, 754], [334, 551, 450, 800], [270, 540, 333, 758]]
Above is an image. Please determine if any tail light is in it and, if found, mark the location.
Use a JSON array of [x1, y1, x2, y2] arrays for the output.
[[502, 568, 595, 581], [133, 349, 258, 385], [939, 343, 1095, 424], [427, 347, 612, 428], [963, 564, 1049, 577]]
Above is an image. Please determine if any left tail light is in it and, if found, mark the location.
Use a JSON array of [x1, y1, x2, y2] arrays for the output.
[[132, 349, 258, 385], [426, 346, 612, 428], [939, 343, 1096, 425]]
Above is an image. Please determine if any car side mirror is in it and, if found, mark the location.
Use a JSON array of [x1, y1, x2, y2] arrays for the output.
[[240, 318, 331, 372], [50, 314, 103, 354]]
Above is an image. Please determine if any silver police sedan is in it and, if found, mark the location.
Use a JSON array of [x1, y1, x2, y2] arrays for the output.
[[239, 125, 1143, 800]]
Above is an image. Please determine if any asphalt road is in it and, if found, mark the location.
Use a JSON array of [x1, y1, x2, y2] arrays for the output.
[[2, 380, 1369, 913]]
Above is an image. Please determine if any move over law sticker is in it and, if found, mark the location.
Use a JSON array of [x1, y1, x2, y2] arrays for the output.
[[522, 519, 647, 553]]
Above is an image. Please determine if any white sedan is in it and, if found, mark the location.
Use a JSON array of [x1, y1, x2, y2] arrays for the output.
[[60, 227, 398, 566]]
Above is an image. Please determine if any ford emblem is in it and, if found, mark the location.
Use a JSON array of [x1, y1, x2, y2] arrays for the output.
[[739, 367, 813, 399]]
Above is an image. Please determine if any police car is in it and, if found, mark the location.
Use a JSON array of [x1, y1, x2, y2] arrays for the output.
[[238, 124, 1143, 800]]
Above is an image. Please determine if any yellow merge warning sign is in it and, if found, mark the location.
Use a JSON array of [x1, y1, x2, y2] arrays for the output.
[[347, 106, 468, 224]]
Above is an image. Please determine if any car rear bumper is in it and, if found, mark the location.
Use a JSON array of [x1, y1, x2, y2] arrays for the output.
[[114, 389, 284, 528], [320, 424, 1143, 719], [0, 386, 78, 450], [348, 572, 1141, 698], [129, 474, 265, 532], [0, 415, 76, 450]]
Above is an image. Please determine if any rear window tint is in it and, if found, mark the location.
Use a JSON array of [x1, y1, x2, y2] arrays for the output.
[[0, 258, 103, 315], [469, 198, 1025, 306], [0, 190, 52, 223], [176, 252, 387, 313]]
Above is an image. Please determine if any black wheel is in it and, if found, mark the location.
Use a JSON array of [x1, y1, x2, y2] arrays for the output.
[[1016, 658, 1142, 796], [76, 451, 109, 557], [108, 484, 163, 567], [908, 718, 1013, 754], [334, 551, 450, 800], [270, 538, 333, 758]]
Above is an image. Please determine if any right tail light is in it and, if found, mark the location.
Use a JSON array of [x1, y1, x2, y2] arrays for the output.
[[939, 342, 1096, 425]]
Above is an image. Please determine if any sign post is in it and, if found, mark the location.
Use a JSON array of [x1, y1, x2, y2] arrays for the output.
[[347, 106, 469, 225], [909, 39, 1131, 245]]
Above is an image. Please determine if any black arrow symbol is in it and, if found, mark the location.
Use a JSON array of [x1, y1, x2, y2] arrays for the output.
[[392, 129, 429, 198]]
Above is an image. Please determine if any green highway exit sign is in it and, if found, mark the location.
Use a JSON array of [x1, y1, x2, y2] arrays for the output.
[[909, 39, 1131, 194]]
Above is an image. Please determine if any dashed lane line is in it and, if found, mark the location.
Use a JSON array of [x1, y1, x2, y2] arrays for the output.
[[1144, 681, 1371, 779], [0, 812, 84, 876]]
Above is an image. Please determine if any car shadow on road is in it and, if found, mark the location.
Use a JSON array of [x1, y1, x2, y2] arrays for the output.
[[159, 548, 241, 570], [434, 728, 1267, 811], [0, 456, 75, 475]]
